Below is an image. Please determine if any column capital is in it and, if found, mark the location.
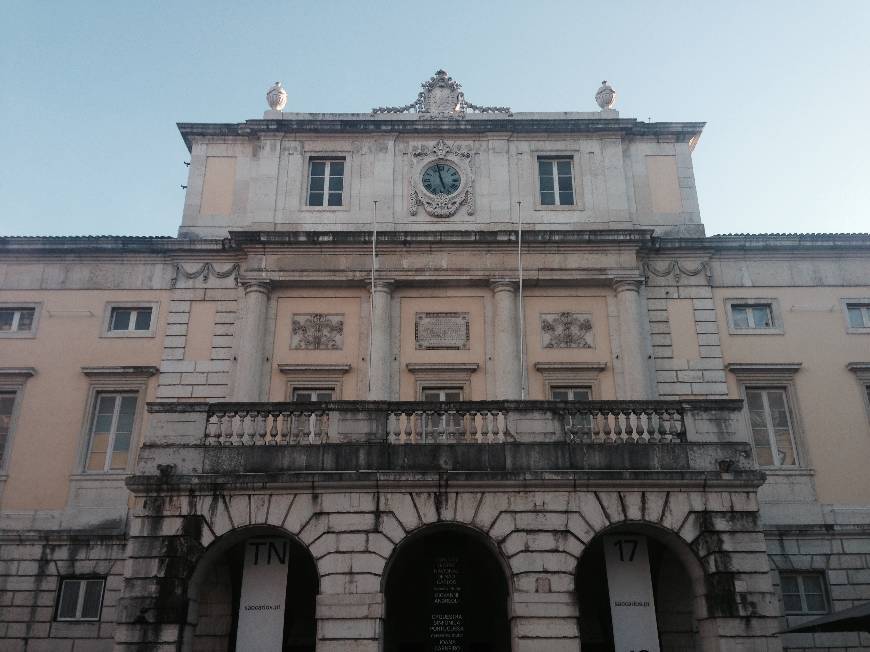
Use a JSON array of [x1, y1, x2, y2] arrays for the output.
[[612, 278, 643, 294], [370, 279, 395, 294], [240, 279, 271, 296], [490, 279, 518, 293]]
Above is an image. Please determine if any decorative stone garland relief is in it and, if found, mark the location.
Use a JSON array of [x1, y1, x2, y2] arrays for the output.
[[540, 312, 593, 349], [415, 312, 470, 350], [291, 314, 344, 350]]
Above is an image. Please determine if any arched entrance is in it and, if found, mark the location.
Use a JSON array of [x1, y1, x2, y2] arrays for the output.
[[185, 526, 317, 652], [384, 525, 511, 652], [577, 526, 702, 652]]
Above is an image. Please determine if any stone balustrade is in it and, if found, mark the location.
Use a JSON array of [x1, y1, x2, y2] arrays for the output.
[[198, 400, 702, 446]]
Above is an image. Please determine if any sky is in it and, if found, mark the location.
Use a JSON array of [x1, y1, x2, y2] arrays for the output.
[[1, 1, 869, 237]]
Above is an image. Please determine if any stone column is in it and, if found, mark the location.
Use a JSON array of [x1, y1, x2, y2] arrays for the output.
[[233, 280, 270, 402], [614, 279, 653, 399], [491, 280, 522, 399], [368, 280, 393, 400]]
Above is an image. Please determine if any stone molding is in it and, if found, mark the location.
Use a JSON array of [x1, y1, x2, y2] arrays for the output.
[[277, 364, 352, 376], [0, 367, 36, 380], [240, 279, 271, 296], [726, 362, 802, 381], [81, 365, 159, 379]]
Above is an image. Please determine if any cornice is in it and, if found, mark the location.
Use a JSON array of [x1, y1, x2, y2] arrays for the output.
[[177, 117, 705, 152]]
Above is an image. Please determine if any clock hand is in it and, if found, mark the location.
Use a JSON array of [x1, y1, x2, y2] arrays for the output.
[[436, 166, 446, 192]]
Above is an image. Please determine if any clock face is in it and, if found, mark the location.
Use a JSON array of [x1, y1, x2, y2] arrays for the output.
[[421, 163, 462, 195]]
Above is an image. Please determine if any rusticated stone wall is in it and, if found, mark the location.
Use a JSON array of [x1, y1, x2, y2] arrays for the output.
[[115, 483, 783, 652]]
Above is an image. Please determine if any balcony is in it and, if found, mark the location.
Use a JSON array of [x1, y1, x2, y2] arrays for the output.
[[133, 399, 761, 485]]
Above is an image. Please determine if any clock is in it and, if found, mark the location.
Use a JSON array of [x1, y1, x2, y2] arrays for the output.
[[421, 163, 462, 195]]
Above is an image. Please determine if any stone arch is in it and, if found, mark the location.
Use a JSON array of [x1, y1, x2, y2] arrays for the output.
[[183, 524, 319, 652], [576, 520, 710, 652], [382, 522, 512, 652]]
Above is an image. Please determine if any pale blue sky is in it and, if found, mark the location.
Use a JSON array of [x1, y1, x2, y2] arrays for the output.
[[2, 1, 869, 237]]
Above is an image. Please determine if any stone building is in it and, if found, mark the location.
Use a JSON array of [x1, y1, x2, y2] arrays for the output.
[[1, 71, 869, 651]]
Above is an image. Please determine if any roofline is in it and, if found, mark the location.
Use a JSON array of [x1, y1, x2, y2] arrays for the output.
[[3, 231, 868, 255], [176, 117, 705, 152]]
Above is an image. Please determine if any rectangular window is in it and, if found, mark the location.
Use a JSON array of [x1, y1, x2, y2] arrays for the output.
[[745, 387, 798, 467], [421, 388, 464, 432], [780, 572, 829, 615], [0, 391, 16, 467], [731, 304, 774, 329], [108, 307, 152, 333], [307, 158, 345, 207], [552, 386, 592, 434], [291, 388, 335, 402], [846, 303, 870, 329], [0, 307, 35, 333], [538, 157, 575, 206], [56, 577, 105, 621], [85, 393, 137, 472]]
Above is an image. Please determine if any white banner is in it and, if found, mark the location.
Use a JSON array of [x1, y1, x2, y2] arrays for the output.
[[603, 534, 661, 652], [236, 538, 289, 651]]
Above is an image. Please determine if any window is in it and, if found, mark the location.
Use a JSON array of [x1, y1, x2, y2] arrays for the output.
[[550, 386, 591, 401], [307, 158, 345, 207], [537, 157, 575, 206], [421, 387, 464, 432], [56, 577, 105, 621], [0, 304, 40, 338], [109, 307, 152, 332], [847, 363, 870, 423], [724, 298, 783, 335], [844, 300, 870, 332], [780, 572, 829, 615], [731, 304, 773, 329], [292, 388, 335, 402], [102, 302, 159, 338], [745, 387, 798, 467], [0, 392, 16, 468], [85, 393, 138, 472], [0, 307, 35, 333], [551, 386, 592, 435]]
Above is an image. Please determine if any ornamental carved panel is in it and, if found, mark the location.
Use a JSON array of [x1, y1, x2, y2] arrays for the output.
[[540, 312, 593, 349], [291, 313, 344, 350]]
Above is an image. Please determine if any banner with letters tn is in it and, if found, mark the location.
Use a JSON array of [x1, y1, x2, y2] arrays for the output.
[[603, 534, 660, 652], [236, 538, 289, 651]]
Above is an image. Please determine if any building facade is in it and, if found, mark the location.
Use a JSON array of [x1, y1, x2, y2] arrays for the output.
[[1, 71, 869, 651]]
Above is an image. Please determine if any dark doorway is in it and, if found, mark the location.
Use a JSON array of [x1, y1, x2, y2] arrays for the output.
[[192, 535, 317, 652], [384, 528, 510, 652], [577, 534, 698, 652]]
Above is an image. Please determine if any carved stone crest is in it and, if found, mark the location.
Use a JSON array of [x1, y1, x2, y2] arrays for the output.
[[291, 314, 344, 350], [409, 139, 474, 218], [541, 313, 593, 349], [372, 69, 511, 118]]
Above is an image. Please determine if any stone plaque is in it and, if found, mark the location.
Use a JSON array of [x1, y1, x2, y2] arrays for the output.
[[603, 534, 661, 652], [236, 538, 289, 650], [540, 312, 593, 348], [415, 312, 470, 350], [430, 556, 463, 651], [292, 313, 344, 350]]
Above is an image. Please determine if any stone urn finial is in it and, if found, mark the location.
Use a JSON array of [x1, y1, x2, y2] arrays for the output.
[[266, 81, 288, 111], [595, 80, 616, 110]]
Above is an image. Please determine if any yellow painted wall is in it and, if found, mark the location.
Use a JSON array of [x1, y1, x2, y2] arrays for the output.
[[646, 155, 682, 214], [269, 291, 365, 400], [0, 290, 167, 511], [399, 293, 487, 401], [716, 286, 870, 505], [523, 292, 616, 399], [200, 156, 236, 215]]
